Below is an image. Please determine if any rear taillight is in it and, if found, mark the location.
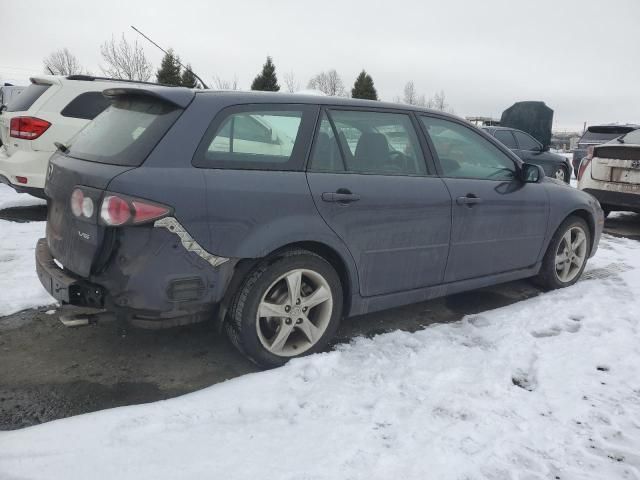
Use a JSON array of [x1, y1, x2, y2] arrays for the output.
[[101, 195, 131, 226], [10, 116, 51, 140], [586, 146, 595, 160], [99, 193, 170, 226], [70, 188, 95, 219], [577, 157, 592, 181]]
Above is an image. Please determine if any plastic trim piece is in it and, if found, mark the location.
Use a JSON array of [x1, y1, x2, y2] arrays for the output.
[[154, 217, 229, 267]]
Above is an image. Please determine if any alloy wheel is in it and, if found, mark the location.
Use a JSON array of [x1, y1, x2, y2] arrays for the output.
[[554, 167, 566, 182], [256, 268, 333, 357], [554, 226, 588, 283]]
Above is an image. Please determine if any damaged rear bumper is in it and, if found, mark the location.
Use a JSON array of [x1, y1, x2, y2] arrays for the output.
[[36, 230, 238, 328], [35, 238, 104, 307]]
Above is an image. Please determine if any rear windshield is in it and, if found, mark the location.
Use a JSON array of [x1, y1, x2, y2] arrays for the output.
[[619, 129, 640, 145], [5, 83, 50, 112], [60, 92, 110, 120], [67, 96, 181, 166], [579, 128, 637, 144]]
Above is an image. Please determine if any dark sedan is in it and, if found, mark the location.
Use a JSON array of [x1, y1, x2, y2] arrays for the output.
[[483, 126, 572, 182]]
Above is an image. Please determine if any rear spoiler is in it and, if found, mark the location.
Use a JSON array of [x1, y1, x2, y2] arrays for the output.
[[102, 86, 195, 109], [588, 125, 639, 134], [29, 75, 61, 86]]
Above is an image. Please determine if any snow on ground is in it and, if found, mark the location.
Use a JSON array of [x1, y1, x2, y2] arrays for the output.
[[0, 234, 639, 480], [0, 185, 54, 317], [0, 219, 54, 317], [0, 183, 46, 210]]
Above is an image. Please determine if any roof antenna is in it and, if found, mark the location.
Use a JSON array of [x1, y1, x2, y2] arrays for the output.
[[130, 25, 209, 89]]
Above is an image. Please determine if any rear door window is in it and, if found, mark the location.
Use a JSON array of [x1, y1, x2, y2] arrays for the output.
[[67, 96, 182, 166], [309, 109, 426, 175], [5, 83, 50, 112], [493, 130, 517, 149], [308, 113, 345, 172], [193, 105, 316, 171], [60, 92, 110, 120]]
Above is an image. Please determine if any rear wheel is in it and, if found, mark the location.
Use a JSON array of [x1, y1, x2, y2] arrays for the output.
[[225, 250, 343, 368], [535, 216, 590, 290]]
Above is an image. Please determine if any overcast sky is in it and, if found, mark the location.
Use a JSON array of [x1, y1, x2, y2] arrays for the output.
[[2, 0, 639, 131]]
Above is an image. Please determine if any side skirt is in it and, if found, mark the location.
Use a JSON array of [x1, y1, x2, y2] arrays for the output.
[[348, 263, 541, 317]]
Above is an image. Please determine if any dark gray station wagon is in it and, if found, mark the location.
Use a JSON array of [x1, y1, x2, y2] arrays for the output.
[[37, 88, 604, 367]]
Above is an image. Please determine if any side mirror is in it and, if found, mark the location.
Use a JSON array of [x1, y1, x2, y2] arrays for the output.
[[521, 163, 545, 183]]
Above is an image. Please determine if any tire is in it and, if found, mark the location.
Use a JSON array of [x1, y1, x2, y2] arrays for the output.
[[535, 216, 591, 290], [225, 249, 343, 368], [553, 166, 569, 183]]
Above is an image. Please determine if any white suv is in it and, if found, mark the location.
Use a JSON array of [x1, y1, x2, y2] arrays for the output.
[[0, 75, 152, 198], [577, 128, 640, 215]]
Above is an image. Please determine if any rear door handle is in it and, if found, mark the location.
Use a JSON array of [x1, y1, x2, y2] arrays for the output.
[[456, 194, 482, 206], [321, 190, 361, 204]]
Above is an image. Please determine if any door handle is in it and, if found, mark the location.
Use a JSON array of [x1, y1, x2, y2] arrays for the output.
[[456, 194, 482, 206], [321, 190, 361, 204]]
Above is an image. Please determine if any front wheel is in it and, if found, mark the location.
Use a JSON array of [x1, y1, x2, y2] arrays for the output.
[[225, 250, 343, 368], [553, 166, 568, 183], [535, 216, 591, 290]]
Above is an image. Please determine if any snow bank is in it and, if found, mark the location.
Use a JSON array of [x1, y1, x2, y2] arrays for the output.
[[0, 219, 54, 317], [1, 234, 639, 479]]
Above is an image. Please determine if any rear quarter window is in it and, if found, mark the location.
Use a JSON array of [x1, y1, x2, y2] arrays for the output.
[[193, 104, 317, 171], [60, 92, 111, 120], [5, 83, 50, 112], [67, 96, 182, 167]]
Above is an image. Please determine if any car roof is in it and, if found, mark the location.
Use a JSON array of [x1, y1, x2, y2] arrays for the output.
[[192, 89, 462, 117], [100, 85, 468, 120]]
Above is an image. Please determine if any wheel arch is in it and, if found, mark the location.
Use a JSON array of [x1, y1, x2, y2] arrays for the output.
[[218, 240, 358, 327], [563, 209, 596, 253], [267, 241, 355, 317]]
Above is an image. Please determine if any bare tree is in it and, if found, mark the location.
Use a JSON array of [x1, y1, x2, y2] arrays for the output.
[[212, 75, 239, 90], [396, 81, 426, 106], [307, 70, 347, 96], [428, 90, 453, 113], [100, 34, 153, 81], [43, 48, 84, 75], [283, 71, 300, 93]]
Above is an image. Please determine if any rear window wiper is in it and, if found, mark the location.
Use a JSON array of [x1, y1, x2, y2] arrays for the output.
[[54, 141, 69, 154]]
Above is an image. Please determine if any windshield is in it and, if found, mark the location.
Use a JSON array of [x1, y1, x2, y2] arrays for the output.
[[68, 96, 181, 166]]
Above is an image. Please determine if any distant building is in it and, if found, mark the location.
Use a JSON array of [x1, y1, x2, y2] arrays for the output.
[[551, 131, 581, 151]]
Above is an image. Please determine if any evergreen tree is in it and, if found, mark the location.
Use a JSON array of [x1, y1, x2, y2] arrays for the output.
[[156, 49, 182, 86], [351, 70, 378, 100], [180, 64, 199, 88], [251, 56, 280, 91]]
